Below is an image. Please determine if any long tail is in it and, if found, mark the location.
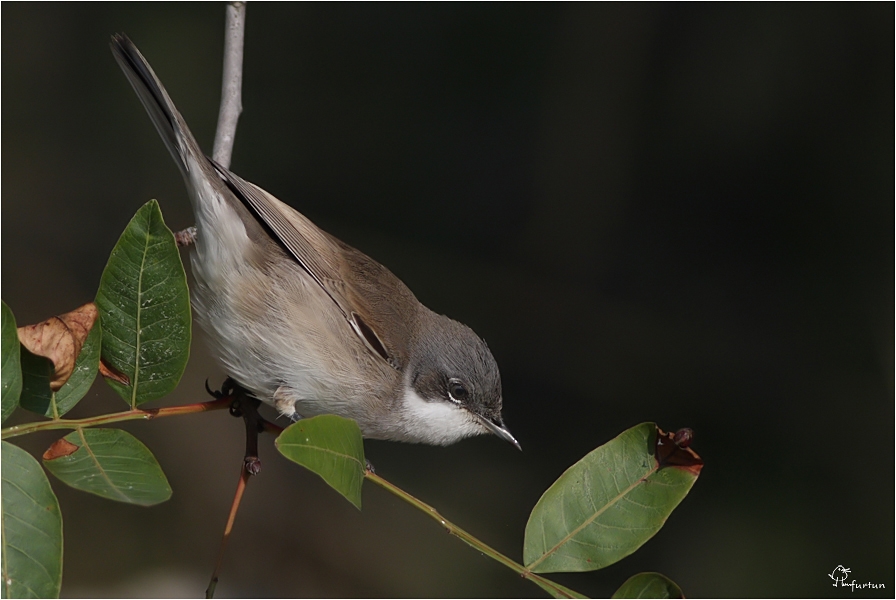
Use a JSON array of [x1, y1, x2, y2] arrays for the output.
[[110, 34, 199, 177]]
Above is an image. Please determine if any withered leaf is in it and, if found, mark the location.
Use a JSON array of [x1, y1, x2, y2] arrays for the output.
[[43, 438, 80, 460], [18, 303, 98, 391], [99, 358, 130, 385], [655, 426, 703, 475]]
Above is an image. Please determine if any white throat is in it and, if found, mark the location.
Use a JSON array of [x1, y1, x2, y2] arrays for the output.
[[398, 387, 486, 446]]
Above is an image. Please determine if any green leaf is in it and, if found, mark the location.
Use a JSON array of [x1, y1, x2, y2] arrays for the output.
[[1, 301, 22, 423], [612, 573, 684, 599], [52, 319, 101, 416], [275, 415, 365, 509], [42, 428, 171, 506], [17, 348, 53, 417], [1, 441, 63, 599], [523, 423, 703, 573], [17, 322, 102, 420], [95, 200, 191, 407]]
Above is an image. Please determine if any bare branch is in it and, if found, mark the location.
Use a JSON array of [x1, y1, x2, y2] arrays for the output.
[[212, 1, 246, 168]]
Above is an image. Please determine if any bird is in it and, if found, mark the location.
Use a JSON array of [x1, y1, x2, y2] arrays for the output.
[[110, 34, 519, 449]]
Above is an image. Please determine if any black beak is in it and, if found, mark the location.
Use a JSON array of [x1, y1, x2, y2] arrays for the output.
[[476, 415, 522, 451]]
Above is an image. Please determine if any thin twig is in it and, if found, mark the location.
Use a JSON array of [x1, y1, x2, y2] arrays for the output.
[[212, 1, 246, 168], [235, 393, 263, 474], [0, 396, 233, 439], [202, 10, 250, 592], [205, 386, 265, 597], [206, 464, 251, 599], [364, 472, 585, 599]]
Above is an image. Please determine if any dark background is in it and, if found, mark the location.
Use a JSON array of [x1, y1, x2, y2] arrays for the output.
[[2, 3, 893, 598]]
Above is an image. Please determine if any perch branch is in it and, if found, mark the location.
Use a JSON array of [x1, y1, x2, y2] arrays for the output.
[[206, 464, 251, 599], [1, 396, 233, 439], [212, 1, 246, 168]]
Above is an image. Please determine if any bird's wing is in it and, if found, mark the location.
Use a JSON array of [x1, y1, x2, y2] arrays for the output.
[[213, 164, 415, 369], [111, 34, 413, 370]]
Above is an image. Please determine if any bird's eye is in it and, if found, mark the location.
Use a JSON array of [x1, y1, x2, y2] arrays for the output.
[[448, 379, 468, 403]]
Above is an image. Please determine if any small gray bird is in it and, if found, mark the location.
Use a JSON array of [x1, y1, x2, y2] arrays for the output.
[[111, 35, 518, 449]]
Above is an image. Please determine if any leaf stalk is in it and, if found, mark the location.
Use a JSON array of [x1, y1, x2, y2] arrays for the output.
[[364, 471, 584, 599]]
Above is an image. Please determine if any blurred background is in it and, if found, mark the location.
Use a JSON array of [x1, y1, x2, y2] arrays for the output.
[[2, 3, 892, 598]]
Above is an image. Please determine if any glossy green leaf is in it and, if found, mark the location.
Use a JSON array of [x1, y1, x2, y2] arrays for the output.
[[42, 428, 171, 506], [612, 572, 684, 599], [95, 200, 191, 407], [1, 301, 22, 423], [1, 441, 63, 599], [17, 348, 53, 417], [17, 321, 102, 420], [276, 415, 365, 509], [53, 318, 101, 416], [524, 423, 703, 573]]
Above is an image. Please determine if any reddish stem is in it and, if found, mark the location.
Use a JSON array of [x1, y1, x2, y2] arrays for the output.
[[1, 396, 233, 439], [206, 464, 251, 599]]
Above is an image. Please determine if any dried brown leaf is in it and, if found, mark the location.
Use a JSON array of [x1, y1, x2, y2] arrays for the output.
[[655, 426, 703, 476], [43, 438, 80, 460], [99, 357, 130, 385], [18, 303, 98, 391]]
